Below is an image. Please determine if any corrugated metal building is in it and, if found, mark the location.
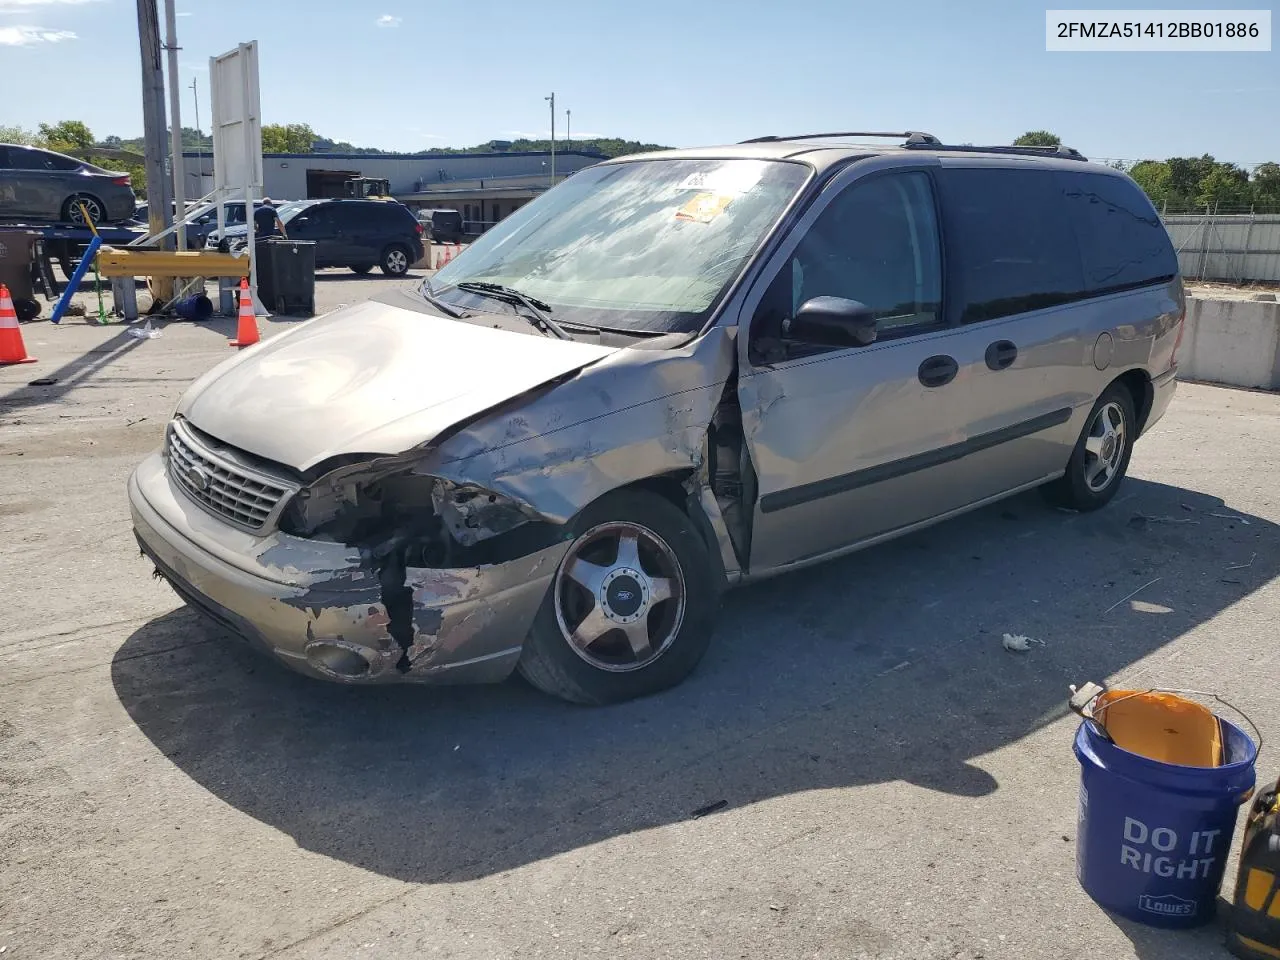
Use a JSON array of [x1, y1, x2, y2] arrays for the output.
[[180, 148, 604, 224]]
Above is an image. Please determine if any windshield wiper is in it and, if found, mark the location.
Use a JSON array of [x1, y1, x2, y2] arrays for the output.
[[455, 282, 572, 340], [416, 280, 468, 319]]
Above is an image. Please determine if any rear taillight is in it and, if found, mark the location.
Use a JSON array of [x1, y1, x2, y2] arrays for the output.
[[414, 222, 424, 235], [112, 175, 131, 186]]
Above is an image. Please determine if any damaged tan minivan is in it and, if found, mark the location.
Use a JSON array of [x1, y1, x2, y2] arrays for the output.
[[129, 132, 1184, 703]]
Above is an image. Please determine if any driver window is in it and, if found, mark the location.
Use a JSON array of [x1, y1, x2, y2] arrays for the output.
[[752, 171, 943, 351]]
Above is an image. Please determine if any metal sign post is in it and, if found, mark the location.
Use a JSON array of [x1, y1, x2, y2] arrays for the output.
[[209, 41, 265, 313]]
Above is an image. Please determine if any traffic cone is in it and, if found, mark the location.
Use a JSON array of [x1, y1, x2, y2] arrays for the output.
[[0, 283, 37, 365], [229, 277, 260, 348]]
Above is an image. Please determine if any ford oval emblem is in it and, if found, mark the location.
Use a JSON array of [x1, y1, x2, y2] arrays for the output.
[[615, 589, 634, 602], [186, 465, 210, 491]]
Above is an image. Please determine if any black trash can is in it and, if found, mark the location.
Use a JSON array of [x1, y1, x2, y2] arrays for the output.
[[0, 230, 41, 320], [255, 239, 316, 316]]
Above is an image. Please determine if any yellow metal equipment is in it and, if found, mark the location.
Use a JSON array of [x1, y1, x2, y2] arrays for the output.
[[96, 247, 248, 279], [1230, 775, 1280, 959]]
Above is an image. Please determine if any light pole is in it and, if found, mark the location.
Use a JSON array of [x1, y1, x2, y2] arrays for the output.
[[566, 109, 571, 149], [545, 92, 555, 184]]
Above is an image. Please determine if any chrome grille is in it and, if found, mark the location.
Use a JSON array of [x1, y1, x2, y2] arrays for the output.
[[166, 420, 295, 531]]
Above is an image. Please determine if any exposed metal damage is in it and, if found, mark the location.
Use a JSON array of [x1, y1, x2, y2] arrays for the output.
[[236, 323, 752, 683], [260, 453, 572, 682]]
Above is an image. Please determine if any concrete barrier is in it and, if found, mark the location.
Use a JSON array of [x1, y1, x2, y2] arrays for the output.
[[1177, 295, 1280, 390]]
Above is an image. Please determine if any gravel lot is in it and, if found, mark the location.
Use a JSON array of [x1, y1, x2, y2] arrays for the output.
[[2, 277, 1278, 960]]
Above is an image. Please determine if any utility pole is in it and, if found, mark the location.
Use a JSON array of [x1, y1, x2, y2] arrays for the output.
[[190, 76, 203, 189], [136, 0, 175, 294], [566, 109, 571, 149], [162, 0, 185, 249], [545, 92, 555, 184]]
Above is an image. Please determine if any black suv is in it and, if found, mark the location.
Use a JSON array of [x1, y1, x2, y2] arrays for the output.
[[212, 198, 425, 276]]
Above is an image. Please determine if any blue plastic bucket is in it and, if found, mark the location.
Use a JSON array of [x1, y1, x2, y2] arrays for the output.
[[1075, 715, 1257, 928], [173, 294, 213, 322]]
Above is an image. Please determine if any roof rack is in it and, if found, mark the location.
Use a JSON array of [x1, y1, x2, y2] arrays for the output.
[[902, 142, 1089, 162], [739, 131, 941, 145]]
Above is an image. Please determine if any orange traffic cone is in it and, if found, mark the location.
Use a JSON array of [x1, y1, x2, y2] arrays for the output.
[[0, 283, 37, 365], [229, 277, 260, 348]]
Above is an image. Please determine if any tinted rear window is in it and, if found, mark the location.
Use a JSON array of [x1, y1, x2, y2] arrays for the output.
[[939, 167, 1086, 324], [1061, 171, 1177, 293]]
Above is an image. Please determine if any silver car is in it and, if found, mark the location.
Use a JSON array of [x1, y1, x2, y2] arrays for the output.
[[0, 143, 137, 224], [128, 133, 1183, 704]]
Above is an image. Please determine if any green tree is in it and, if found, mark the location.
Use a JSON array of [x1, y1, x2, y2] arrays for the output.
[[1195, 164, 1251, 209], [261, 123, 316, 153], [1129, 160, 1173, 205], [0, 124, 42, 145], [37, 119, 95, 153], [1252, 162, 1280, 205], [1013, 130, 1061, 147]]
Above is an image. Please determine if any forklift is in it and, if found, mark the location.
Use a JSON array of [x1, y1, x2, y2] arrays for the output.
[[343, 177, 392, 199]]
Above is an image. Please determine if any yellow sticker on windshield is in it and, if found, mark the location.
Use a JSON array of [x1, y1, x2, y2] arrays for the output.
[[675, 192, 733, 224]]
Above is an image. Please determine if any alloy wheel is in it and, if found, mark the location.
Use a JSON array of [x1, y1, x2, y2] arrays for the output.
[[1083, 401, 1127, 493], [553, 521, 687, 673]]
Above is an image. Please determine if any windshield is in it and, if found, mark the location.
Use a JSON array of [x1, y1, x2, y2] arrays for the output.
[[428, 158, 810, 334]]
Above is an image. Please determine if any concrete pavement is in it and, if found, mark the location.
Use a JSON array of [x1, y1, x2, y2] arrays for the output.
[[2, 282, 1278, 959]]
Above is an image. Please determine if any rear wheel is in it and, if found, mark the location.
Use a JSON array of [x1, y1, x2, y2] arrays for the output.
[[63, 194, 105, 225], [518, 490, 717, 705], [379, 245, 410, 276], [351, 264, 374, 275], [1042, 383, 1136, 511]]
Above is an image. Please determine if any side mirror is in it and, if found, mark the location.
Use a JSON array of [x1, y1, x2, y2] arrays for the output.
[[785, 296, 878, 348]]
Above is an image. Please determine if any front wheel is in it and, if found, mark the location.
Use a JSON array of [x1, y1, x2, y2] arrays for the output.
[[1042, 384, 1136, 511], [518, 490, 718, 705], [379, 245, 410, 276]]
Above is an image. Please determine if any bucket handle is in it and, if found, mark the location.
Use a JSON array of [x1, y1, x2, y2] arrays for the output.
[[1095, 687, 1264, 760]]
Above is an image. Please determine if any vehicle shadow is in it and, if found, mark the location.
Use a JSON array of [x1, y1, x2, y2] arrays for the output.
[[0, 326, 147, 413], [111, 479, 1278, 886]]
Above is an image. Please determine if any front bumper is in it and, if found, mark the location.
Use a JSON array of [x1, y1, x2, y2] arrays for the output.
[[128, 452, 567, 685]]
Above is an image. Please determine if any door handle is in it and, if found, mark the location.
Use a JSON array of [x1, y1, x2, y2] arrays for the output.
[[918, 355, 958, 388], [985, 340, 1018, 371]]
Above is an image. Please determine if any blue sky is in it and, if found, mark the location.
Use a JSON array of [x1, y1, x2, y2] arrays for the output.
[[2, 0, 1276, 168]]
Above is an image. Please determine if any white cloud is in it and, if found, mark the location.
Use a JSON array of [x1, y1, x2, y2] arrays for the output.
[[375, 14, 400, 27], [0, 24, 76, 43]]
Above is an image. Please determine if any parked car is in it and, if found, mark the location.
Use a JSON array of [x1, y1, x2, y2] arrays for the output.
[[129, 134, 1183, 704], [208, 198, 424, 276], [417, 207, 465, 243], [132, 200, 252, 249], [0, 143, 136, 224]]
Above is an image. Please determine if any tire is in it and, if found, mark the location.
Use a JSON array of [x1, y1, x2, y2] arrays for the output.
[[1042, 383, 1137, 511], [351, 264, 374, 275], [379, 245, 411, 276], [63, 194, 105, 226], [518, 490, 718, 705]]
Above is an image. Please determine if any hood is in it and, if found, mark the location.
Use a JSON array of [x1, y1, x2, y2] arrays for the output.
[[177, 300, 616, 472]]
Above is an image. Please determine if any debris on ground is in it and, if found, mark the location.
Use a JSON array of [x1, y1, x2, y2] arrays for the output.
[[26, 377, 58, 386], [690, 799, 728, 819], [1002, 633, 1044, 652], [1227, 553, 1258, 571], [1104, 577, 1162, 614], [126, 319, 161, 340]]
